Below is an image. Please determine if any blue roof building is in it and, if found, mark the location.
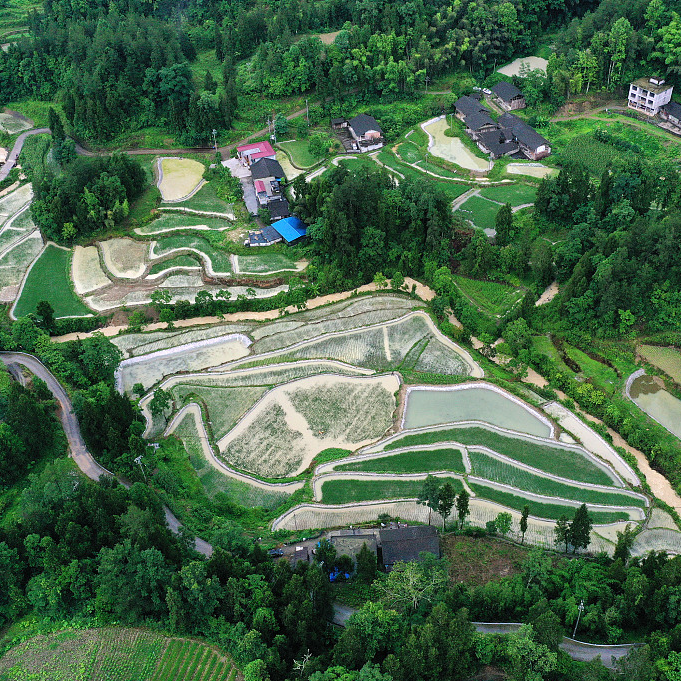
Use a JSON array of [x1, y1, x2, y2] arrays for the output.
[[271, 216, 307, 245]]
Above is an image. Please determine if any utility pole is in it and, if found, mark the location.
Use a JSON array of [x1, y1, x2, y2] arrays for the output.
[[573, 599, 585, 638], [306, 98, 309, 126], [212, 129, 217, 151], [134, 455, 147, 483], [425, 74, 431, 92]]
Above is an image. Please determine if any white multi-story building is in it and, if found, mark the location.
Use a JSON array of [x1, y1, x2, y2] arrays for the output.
[[628, 76, 673, 116]]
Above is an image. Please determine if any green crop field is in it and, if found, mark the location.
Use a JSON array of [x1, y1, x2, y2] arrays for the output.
[[453, 276, 523, 317], [384, 425, 616, 486], [469, 450, 645, 507], [147, 254, 202, 276], [137, 213, 234, 235], [639, 344, 681, 384], [469, 482, 632, 523], [321, 476, 464, 504], [456, 195, 501, 231], [237, 251, 299, 274], [0, 627, 239, 681], [531, 335, 572, 373], [479, 184, 537, 206], [336, 448, 465, 474], [336, 156, 376, 173], [14, 244, 92, 318], [162, 183, 230, 214], [279, 139, 324, 168], [554, 134, 621, 177], [152, 234, 232, 274], [398, 141, 424, 164]]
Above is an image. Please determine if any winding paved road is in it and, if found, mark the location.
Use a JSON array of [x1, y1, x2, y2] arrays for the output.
[[330, 609, 641, 668], [0, 351, 212, 556], [0, 128, 50, 182]]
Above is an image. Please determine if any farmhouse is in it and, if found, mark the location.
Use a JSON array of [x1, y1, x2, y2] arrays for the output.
[[251, 157, 286, 204], [628, 76, 673, 116], [490, 81, 526, 110], [454, 95, 488, 121], [246, 215, 307, 247], [464, 110, 498, 135], [237, 141, 276, 165], [267, 198, 291, 220], [332, 114, 385, 152], [379, 525, 440, 570], [498, 113, 551, 160], [661, 101, 681, 127], [476, 128, 520, 159]]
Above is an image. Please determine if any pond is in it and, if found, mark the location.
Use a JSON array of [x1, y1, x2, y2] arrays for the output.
[[422, 118, 489, 171], [402, 384, 553, 437], [629, 373, 681, 440]]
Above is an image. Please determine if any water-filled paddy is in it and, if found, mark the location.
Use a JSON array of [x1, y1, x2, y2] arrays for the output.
[[422, 118, 489, 171], [629, 374, 681, 439], [638, 345, 681, 383], [402, 385, 552, 437]]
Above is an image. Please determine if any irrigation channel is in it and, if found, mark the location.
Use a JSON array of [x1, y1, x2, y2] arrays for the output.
[[0, 350, 648, 665]]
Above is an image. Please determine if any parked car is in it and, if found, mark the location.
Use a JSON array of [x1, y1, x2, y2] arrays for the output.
[[268, 548, 284, 557]]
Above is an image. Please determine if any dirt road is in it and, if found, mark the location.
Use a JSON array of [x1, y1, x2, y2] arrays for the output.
[[0, 351, 212, 556], [0, 128, 50, 181]]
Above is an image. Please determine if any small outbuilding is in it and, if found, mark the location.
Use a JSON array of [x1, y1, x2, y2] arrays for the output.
[[661, 100, 681, 127], [267, 198, 291, 221], [379, 525, 440, 571]]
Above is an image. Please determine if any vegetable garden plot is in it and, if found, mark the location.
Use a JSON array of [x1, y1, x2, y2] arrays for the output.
[[648, 507, 680, 530], [235, 252, 301, 274], [335, 447, 466, 474], [0, 112, 32, 134], [147, 254, 202, 278], [468, 449, 646, 507], [250, 320, 304, 341], [171, 384, 268, 440], [99, 238, 149, 278], [455, 195, 503, 231], [638, 344, 681, 384], [72, 245, 111, 294], [453, 276, 523, 317], [412, 338, 473, 376], [631, 528, 681, 556], [382, 425, 618, 486], [286, 293, 421, 324], [320, 476, 464, 504]]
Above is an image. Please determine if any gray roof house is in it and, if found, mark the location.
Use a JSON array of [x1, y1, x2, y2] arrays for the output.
[[464, 110, 498, 133], [476, 128, 519, 158], [499, 113, 551, 160], [379, 525, 440, 570], [454, 95, 488, 120], [661, 100, 681, 126], [491, 81, 526, 110]]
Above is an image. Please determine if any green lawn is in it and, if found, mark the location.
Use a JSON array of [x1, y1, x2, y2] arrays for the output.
[[14, 244, 92, 318], [479, 184, 537, 206], [321, 476, 464, 504], [278, 139, 324, 168], [469, 482, 632, 523], [336, 448, 465, 474], [336, 156, 376, 173], [453, 276, 523, 317], [385, 425, 616, 486], [469, 450, 645, 507], [456, 195, 501, 230]]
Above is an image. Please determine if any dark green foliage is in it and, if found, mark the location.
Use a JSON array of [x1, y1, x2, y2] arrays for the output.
[[356, 543, 377, 584], [31, 154, 144, 243]]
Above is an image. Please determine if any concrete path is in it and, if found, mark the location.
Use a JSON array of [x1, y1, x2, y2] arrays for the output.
[[0, 128, 50, 181], [0, 351, 213, 556]]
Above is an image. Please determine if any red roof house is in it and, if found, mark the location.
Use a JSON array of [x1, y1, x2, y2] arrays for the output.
[[237, 141, 276, 165]]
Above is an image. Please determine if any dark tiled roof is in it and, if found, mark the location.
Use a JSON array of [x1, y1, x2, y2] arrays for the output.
[[251, 157, 285, 180], [331, 117, 346, 125], [663, 101, 681, 119], [454, 95, 487, 118], [379, 525, 440, 566], [491, 81, 523, 101], [477, 128, 519, 156], [267, 198, 290, 219], [499, 113, 549, 150], [348, 113, 382, 136], [464, 111, 497, 131], [249, 226, 282, 245]]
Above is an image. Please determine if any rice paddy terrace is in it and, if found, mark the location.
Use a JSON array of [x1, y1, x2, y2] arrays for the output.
[[121, 294, 677, 555]]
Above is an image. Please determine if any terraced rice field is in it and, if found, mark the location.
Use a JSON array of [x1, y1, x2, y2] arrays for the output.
[[455, 195, 503, 231], [235, 252, 302, 274], [136, 213, 234, 236], [0, 627, 239, 681], [638, 344, 681, 384], [478, 184, 537, 206], [151, 234, 233, 275], [336, 448, 466, 474], [321, 476, 465, 504], [158, 157, 205, 202]]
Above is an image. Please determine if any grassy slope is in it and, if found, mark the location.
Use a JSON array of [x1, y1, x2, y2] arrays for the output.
[[453, 276, 523, 317], [456, 195, 501, 230], [479, 184, 537, 206], [278, 139, 323, 168], [14, 244, 91, 318]]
